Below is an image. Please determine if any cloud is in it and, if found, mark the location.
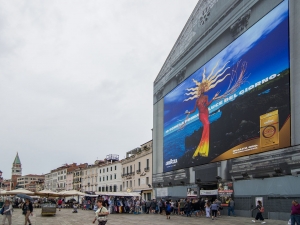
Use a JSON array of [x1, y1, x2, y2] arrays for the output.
[[0, 0, 198, 178]]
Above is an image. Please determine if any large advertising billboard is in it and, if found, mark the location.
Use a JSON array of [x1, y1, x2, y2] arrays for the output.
[[163, 0, 290, 172]]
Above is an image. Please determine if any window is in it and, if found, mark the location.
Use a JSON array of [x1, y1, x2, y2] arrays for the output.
[[103, 177, 105, 181], [126, 181, 128, 188], [115, 166, 117, 170], [123, 182, 125, 188], [111, 167, 112, 171], [130, 181, 132, 187], [146, 159, 149, 168], [98, 187, 101, 192], [126, 167, 128, 174], [100, 169, 101, 174], [138, 162, 141, 171], [107, 176, 108, 181], [102, 186, 105, 191], [130, 165, 132, 173], [123, 168, 125, 175], [147, 193, 151, 201], [113, 185, 117, 192], [110, 175, 112, 180], [120, 185, 122, 192], [106, 186, 108, 191], [107, 168, 108, 172], [114, 174, 116, 179], [146, 177, 149, 185], [138, 178, 140, 186], [64, 175, 66, 179], [103, 169, 105, 173], [99, 177, 101, 182]]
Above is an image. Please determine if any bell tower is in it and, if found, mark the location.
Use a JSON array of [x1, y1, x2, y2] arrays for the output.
[[11, 152, 22, 190]]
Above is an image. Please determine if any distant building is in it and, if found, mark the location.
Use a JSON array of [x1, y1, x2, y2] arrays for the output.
[[122, 141, 153, 200], [17, 174, 45, 189], [95, 155, 122, 193], [11, 153, 22, 190], [45, 163, 87, 192]]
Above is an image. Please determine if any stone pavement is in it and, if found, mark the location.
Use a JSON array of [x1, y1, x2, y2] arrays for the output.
[[4, 208, 288, 225]]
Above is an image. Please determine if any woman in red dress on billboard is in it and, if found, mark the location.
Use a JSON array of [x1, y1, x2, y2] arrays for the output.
[[184, 60, 247, 158]]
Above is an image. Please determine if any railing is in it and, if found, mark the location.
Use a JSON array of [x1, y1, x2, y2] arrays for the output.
[[136, 170, 141, 174], [144, 167, 150, 172]]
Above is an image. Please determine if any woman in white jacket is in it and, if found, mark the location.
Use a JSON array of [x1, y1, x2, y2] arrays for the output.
[[1, 199, 13, 225]]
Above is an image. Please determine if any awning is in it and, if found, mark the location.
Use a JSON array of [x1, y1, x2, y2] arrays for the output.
[[95, 191, 140, 197]]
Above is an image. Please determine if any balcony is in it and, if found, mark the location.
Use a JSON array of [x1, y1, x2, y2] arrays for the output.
[[144, 167, 150, 172], [136, 170, 141, 174]]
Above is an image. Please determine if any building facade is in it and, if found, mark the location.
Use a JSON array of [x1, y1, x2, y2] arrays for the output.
[[122, 141, 153, 200], [97, 155, 122, 193], [82, 164, 99, 192], [153, 0, 300, 221], [17, 174, 44, 189], [45, 163, 87, 191]]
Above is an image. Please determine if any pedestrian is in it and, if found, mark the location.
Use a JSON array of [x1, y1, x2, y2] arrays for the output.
[[1, 199, 13, 225], [22, 198, 33, 225], [150, 199, 157, 214], [251, 200, 266, 224], [215, 198, 222, 217], [187, 199, 193, 217], [166, 200, 171, 219], [57, 198, 62, 211], [228, 198, 235, 216], [290, 200, 300, 225], [205, 200, 211, 218], [93, 200, 109, 225], [211, 200, 219, 220], [199, 198, 205, 217], [135, 198, 140, 214], [145, 200, 151, 214], [179, 199, 185, 215]]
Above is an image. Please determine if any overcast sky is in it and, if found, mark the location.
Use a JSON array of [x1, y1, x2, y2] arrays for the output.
[[0, 0, 198, 179]]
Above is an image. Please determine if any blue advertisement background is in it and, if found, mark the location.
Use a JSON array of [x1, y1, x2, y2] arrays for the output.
[[163, 0, 290, 172]]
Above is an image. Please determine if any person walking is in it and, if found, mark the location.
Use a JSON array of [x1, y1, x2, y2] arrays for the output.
[[93, 200, 109, 225], [57, 198, 62, 211], [165, 200, 171, 219], [22, 198, 33, 225], [211, 200, 219, 220], [251, 200, 266, 224], [205, 200, 211, 218], [228, 198, 235, 216], [1, 200, 13, 225], [290, 200, 300, 225]]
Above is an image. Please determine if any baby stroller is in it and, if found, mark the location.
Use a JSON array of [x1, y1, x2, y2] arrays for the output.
[[72, 204, 78, 213]]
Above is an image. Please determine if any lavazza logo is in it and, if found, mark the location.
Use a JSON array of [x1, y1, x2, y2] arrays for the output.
[[166, 158, 178, 166]]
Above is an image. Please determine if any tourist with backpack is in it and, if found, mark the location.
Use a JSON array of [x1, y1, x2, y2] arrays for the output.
[[165, 200, 171, 219], [251, 200, 266, 224]]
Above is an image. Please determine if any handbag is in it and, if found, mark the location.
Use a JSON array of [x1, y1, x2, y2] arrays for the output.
[[0, 207, 4, 215]]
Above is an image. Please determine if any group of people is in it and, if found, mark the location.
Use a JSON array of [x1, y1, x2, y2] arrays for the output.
[[1, 196, 300, 225], [144, 198, 224, 220], [1, 198, 33, 225]]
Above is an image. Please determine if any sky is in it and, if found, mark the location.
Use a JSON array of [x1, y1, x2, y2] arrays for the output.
[[164, 0, 289, 130], [0, 0, 198, 179]]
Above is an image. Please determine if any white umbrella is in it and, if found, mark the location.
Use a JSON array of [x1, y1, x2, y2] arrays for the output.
[[62, 190, 85, 196], [7, 188, 34, 195], [0, 189, 8, 195], [35, 190, 60, 197]]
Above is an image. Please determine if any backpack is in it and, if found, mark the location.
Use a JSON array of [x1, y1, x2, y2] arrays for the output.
[[259, 206, 264, 213], [166, 204, 171, 212]]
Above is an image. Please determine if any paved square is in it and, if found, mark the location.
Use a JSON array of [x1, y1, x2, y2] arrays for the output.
[[5, 208, 287, 225]]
